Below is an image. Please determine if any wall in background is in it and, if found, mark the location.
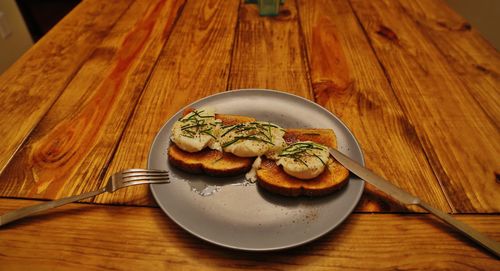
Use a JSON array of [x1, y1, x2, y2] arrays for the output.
[[446, 0, 500, 50], [0, 0, 33, 74]]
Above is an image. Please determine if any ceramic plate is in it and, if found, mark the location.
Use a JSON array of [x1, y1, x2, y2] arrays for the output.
[[149, 89, 364, 251]]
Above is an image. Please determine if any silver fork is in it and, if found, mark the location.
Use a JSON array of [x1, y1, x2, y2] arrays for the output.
[[0, 169, 169, 227]]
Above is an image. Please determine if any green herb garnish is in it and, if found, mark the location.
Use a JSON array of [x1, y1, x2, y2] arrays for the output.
[[279, 142, 327, 167], [179, 109, 216, 138], [220, 122, 279, 148], [221, 135, 275, 148]]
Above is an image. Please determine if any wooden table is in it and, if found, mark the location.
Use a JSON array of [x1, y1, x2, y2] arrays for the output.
[[0, 0, 498, 269]]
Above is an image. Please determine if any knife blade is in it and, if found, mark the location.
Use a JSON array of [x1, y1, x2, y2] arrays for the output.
[[328, 147, 500, 258]]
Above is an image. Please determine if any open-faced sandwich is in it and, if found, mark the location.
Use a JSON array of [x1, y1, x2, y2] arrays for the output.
[[167, 107, 349, 197]]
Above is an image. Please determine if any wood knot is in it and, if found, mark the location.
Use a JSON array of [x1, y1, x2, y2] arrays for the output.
[[459, 22, 471, 31], [474, 64, 498, 77], [436, 21, 447, 28], [279, 9, 291, 17], [274, 8, 295, 21], [312, 80, 352, 106], [376, 25, 400, 45], [397, 116, 420, 148], [475, 64, 493, 75], [436, 21, 471, 31], [33, 132, 75, 165]]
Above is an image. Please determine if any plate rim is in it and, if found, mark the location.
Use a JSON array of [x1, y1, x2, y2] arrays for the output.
[[149, 88, 365, 251]]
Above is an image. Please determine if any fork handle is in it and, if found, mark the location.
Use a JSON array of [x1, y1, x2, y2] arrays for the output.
[[0, 188, 106, 227], [418, 201, 500, 258]]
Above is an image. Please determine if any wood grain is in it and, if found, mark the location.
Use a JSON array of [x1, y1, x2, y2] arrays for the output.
[[0, 198, 498, 270], [93, 0, 240, 205], [349, 0, 500, 213], [398, 0, 500, 124], [0, 0, 185, 200], [296, 0, 450, 212], [228, 0, 312, 98], [0, 0, 133, 174]]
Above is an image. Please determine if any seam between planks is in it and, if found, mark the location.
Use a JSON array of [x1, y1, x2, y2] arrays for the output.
[[346, 0, 457, 214], [0, 0, 135, 177], [294, 0, 316, 101], [225, 0, 242, 92], [87, 1, 189, 203]]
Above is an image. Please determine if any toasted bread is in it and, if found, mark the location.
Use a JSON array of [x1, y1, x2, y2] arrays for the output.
[[256, 129, 350, 197], [167, 113, 256, 176]]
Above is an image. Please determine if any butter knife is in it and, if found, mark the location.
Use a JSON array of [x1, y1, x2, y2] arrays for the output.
[[328, 147, 500, 258]]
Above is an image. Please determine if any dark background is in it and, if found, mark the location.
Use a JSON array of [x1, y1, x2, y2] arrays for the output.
[[16, 0, 81, 41]]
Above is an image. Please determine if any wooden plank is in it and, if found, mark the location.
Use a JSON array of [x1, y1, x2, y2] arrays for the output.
[[349, 0, 500, 213], [93, 0, 240, 205], [0, 0, 186, 200], [0, 198, 498, 270], [397, 0, 500, 124], [228, 0, 311, 98], [296, 0, 450, 212], [0, 0, 133, 173]]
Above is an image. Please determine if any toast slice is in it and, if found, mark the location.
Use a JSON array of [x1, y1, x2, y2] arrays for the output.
[[256, 129, 350, 197], [167, 113, 256, 176]]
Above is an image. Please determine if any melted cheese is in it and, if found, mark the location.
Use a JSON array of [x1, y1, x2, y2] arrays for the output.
[[276, 141, 329, 179], [170, 107, 220, 152]]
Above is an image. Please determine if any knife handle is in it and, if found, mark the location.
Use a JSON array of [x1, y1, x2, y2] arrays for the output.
[[418, 201, 500, 258]]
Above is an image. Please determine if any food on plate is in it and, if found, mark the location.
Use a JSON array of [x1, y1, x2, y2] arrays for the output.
[[277, 141, 329, 179], [167, 108, 349, 196], [256, 129, 349, 196], [220, 121, 286, 158], [168, 108, 256, 176], [170, 107, 220, 152]]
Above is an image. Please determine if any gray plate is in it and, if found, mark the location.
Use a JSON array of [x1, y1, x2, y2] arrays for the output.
[[149, 89, 365, 251]]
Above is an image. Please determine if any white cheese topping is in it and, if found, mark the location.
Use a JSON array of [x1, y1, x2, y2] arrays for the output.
[[245, 156, 262, 183], [170, 107, 220, 152], [171, 108, 330, 181], [276, 141, 329, 179], [220, 122, 286, 158]]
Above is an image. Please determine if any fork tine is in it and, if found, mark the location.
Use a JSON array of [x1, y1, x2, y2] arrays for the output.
[[122, 176, 170, 183], [122, 172, 169, 178], [122, 180, 170, 187], [124, 169, 167, 174]]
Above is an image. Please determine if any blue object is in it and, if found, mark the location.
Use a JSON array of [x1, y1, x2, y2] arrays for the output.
[[258, 0, 280, 16]]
